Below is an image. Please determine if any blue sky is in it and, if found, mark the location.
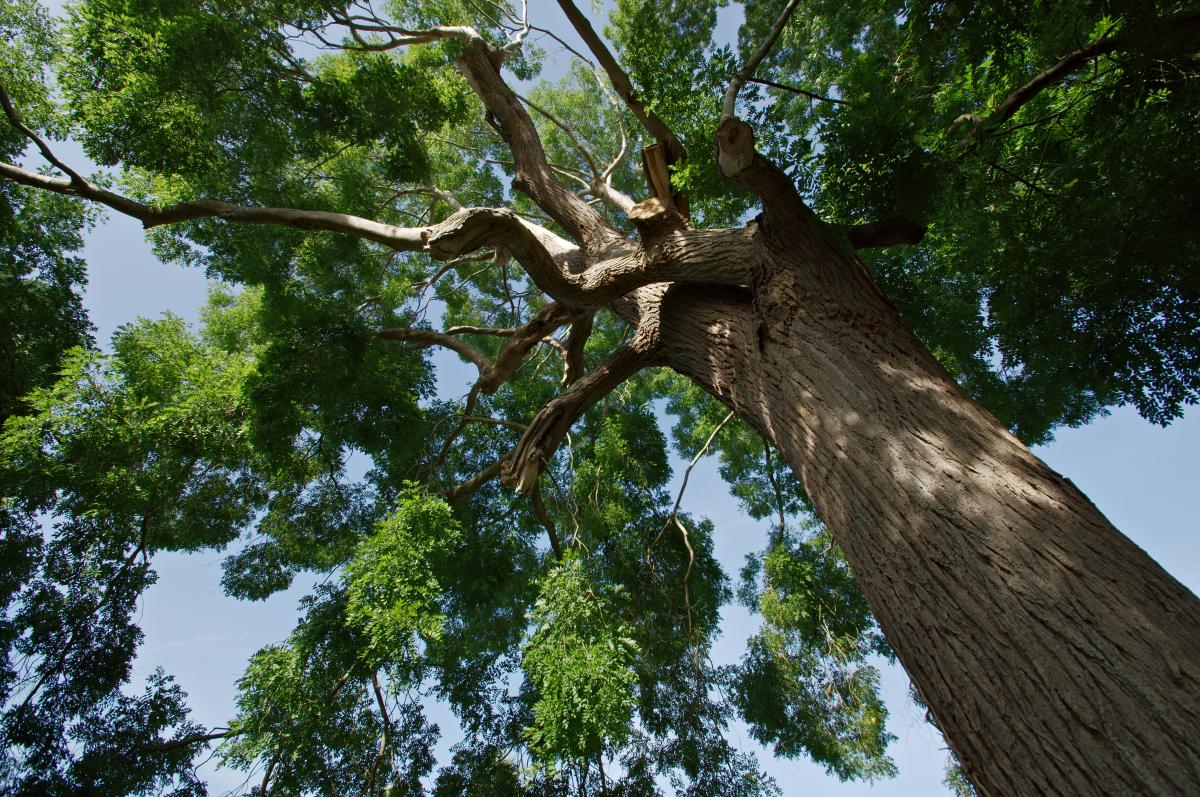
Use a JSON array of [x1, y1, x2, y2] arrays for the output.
[[30, 0, 1200, 793]]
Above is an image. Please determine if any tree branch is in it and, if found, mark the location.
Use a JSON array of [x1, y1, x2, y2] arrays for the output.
[[721, 0, 801, 121], [378, 301, 573, 394], [978, 10, 1200, 130], [715, 117, 812, 226], [553, 0, 682, 162], [375, 328, 494, 374], [839, 217, 927, 249], [502, 331, 660, 493], [0, 81, 86, 186], [136, 729, 239, 753], [561, 312, 594, 386], [456, 39, 617, 251], [0, 160, 427, 248], [445, 458, 504, 502], [747, 77, 849, 106]]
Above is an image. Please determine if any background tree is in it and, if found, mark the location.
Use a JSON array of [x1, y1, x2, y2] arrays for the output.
[[1, 0, 1198, 795]]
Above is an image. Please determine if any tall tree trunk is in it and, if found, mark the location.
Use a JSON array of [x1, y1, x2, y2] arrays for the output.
[[652, 219, 1200, 796]]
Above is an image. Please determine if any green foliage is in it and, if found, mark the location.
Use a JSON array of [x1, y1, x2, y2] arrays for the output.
[[733, 523, 895, 781], [0, 0, 95, 424], [522, 555, 638, 766], [346, 490, 463, 669], [739, 0, 1200, 441]]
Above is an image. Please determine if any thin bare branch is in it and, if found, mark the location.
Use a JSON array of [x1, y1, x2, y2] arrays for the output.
[[667, 411, 735, 520], [0, 81, 85, 185], [516, 91, 603, 180], [722, 0, 801, 120], [747, 76, 850, 106], [531, 483, 564, 560]]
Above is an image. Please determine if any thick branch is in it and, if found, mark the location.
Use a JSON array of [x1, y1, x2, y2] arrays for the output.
[[426, 207, 749, 306], [715, 117, 813, 227], [445, 459, 504, 503], [561, 312, 594, 386], [721, 0, 801, 120], [502, 332, 660, 493], [553, 0, 682, 161], [456, 40, 616, 250], [840, 217, 927, 249]]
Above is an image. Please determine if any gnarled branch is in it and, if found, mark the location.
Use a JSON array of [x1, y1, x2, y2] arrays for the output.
[[456, 39, 617, 252], [502, 330, 660, 494]]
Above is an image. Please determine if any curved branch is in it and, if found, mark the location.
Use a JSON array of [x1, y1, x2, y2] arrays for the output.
[[553, 0, 682, 161], [501, 331, 660, 494], [715, 117, 812, 226], [721, 0, 801, 120], [445, 458, 504, 503], [0, 81, 85, 186], [375, 328, 493, 373], [983, 11, 1200, 129]]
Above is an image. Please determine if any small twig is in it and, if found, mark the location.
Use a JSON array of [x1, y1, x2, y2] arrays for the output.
[[531, 482, 564, 560], [747, 76, 850, 106]]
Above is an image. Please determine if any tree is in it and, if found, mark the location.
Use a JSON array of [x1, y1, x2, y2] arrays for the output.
[[1, 0, 1198, 794]]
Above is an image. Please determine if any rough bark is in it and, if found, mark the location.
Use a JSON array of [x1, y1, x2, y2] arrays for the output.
[[648, 210, 1200, 796]]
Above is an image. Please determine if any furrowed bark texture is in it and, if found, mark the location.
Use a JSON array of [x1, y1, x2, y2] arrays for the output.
[[649, 218, 1200, 796]]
